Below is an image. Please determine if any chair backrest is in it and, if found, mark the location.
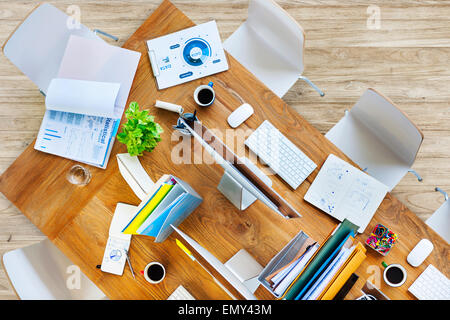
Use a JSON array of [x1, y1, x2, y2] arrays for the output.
[[2, 3, 101, 93], [2, 239, 106, 300], [427, 193, 450, 244], [246, 0, 305, 73], [350, 88, 423, 166]]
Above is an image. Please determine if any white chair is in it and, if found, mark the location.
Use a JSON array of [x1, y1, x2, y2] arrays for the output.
[[2, 239, 107, 300], [426, 188, 449, 244], [325, 88, 424, 191], [223, 0, 324, 98], [2, 3, 117, 95]]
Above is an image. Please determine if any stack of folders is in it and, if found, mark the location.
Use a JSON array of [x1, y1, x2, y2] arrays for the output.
[[258, 220, 366, 300], [122, 175, 202, 243]]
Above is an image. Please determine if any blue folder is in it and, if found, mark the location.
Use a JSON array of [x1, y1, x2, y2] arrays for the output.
[[140, 193, 187, 237], [294, 230, 355, 300]]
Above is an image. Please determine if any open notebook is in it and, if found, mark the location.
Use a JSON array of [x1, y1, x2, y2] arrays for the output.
[[304, 154, 389, 233], [34, 35, 141, 168]]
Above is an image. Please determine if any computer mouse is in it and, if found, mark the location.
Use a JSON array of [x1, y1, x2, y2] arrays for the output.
[[227, 103, 254, 128], [407, 239, 434, 267]]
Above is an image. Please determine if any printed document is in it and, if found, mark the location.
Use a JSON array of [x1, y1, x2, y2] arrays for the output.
[[34, 35, 141, 168]]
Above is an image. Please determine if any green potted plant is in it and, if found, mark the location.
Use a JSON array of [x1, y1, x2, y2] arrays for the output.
[[117, 102, 163, 156]]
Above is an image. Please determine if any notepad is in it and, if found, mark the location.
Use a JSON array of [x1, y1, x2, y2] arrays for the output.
[[304, 154, 389, 233], [101, 203, 137, 276]]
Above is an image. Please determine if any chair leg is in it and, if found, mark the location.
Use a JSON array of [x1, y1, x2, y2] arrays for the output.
[[408, 169, 423, 182], [94, 29, 119, 42], [435, 187, 448, 201], [298, 76, 325, 97]]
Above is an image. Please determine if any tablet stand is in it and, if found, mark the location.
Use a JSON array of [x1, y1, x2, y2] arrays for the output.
[[217, 157, 272, 211]]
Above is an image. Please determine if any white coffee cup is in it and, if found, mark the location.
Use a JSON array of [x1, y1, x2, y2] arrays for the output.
[[382, 262, 407, 287], [144, 262, 166, 284], [193, 82, 215, 107]]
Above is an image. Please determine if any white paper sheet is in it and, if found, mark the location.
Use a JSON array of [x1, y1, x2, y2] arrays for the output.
[[35, 110, 119, 167], [117, 153, 155, 201], [101, 203, 137, 276], [58, 35, 141, 118], [304, 154, 389, 233], [45, 78, 120, 117], [273, 244, 319, 297], [303, 247, 353, 300]]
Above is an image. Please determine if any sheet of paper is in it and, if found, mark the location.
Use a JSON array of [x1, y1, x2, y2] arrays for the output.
[[34, 110, 119, 167], [271, 257, 301, 286], [46, 78, 120, 117], [101, 203, 137, 276], [273, 243, 319, 297], [302, 247, 353, 300], [304, 154, 389, 233], [58, 35, 141, 118], [110, 203, 138, 240], [117, 153, 155, 201]]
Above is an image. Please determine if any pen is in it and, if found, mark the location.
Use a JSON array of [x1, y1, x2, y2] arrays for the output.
[[124, 249, 136, 280]]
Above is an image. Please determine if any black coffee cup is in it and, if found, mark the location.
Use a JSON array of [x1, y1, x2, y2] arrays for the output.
[[194, 82, 215, 107], [144, 262, 165, 284], [382, 262, 407, 287]]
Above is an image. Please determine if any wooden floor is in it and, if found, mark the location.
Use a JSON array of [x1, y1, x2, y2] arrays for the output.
[[0, 0, 449, 300]]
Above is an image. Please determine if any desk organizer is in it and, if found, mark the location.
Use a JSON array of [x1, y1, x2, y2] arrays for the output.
[[365, 224, 398, 256], [121, 174, 202, 243], [258, 231, 313, 298]]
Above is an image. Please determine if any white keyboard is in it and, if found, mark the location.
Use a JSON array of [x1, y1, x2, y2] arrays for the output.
[[408, 264, 450, 300], [245, 120, 317, 189], [167, 285, 196, 300]]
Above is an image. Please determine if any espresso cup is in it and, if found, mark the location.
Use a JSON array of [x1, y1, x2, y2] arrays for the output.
[[194, 82, 215, 107], [144, 262, 166, 284], [382, 262, 407, 287]]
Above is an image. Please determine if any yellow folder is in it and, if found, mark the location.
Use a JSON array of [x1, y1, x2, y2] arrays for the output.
[[122, 183, 173, 234], [319, 242, 366, 300]]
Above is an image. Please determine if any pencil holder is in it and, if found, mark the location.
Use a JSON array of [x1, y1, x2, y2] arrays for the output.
[[365, 224, 398, 256]]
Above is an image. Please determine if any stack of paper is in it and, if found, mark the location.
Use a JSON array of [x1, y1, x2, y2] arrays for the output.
[[34, 35, 141, 168], [266, 242, 319, 297], [279, 219, 367, 300], [121, 175, 202, 243]]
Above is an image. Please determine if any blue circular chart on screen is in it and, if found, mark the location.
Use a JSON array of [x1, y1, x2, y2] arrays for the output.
[[182, 38, 211, 66]]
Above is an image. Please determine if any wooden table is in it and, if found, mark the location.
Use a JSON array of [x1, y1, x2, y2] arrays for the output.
[[0, 0, 448, 300]]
